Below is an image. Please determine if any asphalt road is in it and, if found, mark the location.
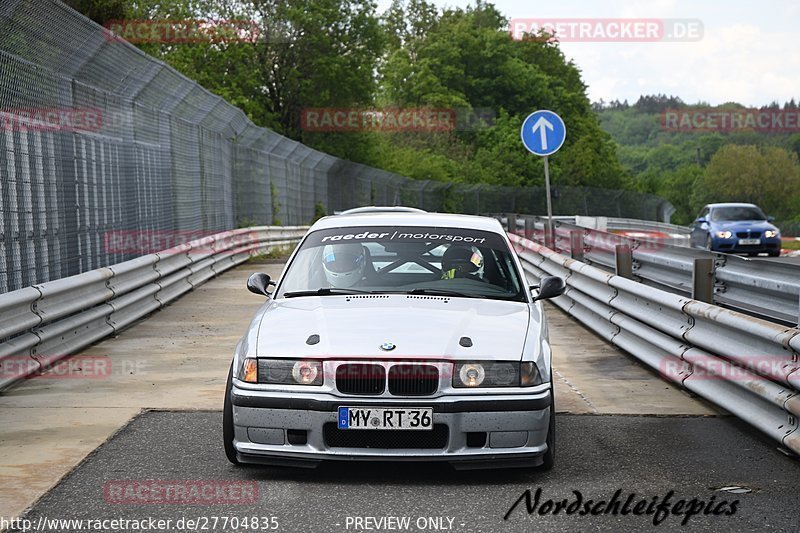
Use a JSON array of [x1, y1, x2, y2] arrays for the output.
[[11, 411, 799, 533], [751, 255, 800, 264]]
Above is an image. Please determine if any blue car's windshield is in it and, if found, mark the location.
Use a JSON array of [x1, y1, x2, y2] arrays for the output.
[[710, 206, 767, 221]]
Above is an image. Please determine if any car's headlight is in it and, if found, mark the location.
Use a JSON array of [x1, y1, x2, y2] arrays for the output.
[[715, 231, 732, 239], [453, 361, 541, 388], [765, 230, 779, 238], [238, 358, 324, 385]]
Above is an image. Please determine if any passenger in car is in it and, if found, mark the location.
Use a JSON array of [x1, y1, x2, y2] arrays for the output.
[[440, 245, 484, 281]]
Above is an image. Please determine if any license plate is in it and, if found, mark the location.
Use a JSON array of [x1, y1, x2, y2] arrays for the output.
[[739, 238, 760, 245], [338, 407, 432, 430]]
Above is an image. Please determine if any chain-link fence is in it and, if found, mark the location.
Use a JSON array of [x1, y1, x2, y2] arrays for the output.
[[0, 0, 674, 293]]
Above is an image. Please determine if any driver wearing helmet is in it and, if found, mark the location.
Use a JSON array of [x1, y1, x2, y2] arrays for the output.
[[322, 244, 366, 288], [441, 244, 484, 280]]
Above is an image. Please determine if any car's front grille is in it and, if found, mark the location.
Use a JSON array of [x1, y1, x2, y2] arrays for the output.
[[323, 423, 449, 449], [336, 364, 385, 395], [388, 364, 439, 396], [736, 231, 761, 238]]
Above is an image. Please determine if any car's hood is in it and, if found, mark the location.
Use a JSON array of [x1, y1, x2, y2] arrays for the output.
[[254, 295, 532, 360], [712, 220, 777, 232]]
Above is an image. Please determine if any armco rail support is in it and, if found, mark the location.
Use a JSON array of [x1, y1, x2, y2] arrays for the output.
[[692, 258, 715, 304], [570, 230, 584, 262], [615, 244, 633, 279]]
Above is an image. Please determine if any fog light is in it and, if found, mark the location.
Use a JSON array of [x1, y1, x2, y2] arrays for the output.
[[459, 363, 485, 387], [241, 358, 258, 383], [292, 361, 320, 385]]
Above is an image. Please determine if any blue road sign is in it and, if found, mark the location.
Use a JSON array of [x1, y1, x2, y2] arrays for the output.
[[520, 110, 566, 157]]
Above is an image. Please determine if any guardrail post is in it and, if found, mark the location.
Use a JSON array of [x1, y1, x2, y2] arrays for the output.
[[615, 244, 633, 279], [506, 213, 517, 233], [570, 230, 583, 262], [524, 217, 534, 241], [692, 258, 715, 303], [543, 226, 553, 249]]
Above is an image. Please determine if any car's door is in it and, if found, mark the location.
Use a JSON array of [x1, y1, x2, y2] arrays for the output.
[[690, 206, 710, 247]]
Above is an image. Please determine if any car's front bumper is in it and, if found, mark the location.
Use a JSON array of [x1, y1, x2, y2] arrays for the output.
[[230, 384, 552, 469], [712, 236, 781, 254]]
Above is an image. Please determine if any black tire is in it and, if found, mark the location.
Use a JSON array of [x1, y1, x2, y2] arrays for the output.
[[540, 379, 555, 471], [223, 363, 240, 465], [705, 235, 714, 252], [768, 250, 781, 257]]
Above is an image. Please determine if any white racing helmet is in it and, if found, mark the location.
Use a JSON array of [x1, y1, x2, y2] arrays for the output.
[[322, 244, 366, 288]]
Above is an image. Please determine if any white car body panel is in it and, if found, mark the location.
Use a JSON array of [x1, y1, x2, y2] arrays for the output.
[[253, 296, 533, 360]]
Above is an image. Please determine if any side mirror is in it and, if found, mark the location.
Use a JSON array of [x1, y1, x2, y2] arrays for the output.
[[532, 276, 566, 302], [696, 217, 707, 224], [247, 273, 275, 297], [767, 215, 775, 222]]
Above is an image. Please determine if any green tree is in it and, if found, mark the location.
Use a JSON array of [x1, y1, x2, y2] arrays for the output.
[[694, 145, 800, 221], [63, 0, 126, 24], [377, 1, 625, 188]]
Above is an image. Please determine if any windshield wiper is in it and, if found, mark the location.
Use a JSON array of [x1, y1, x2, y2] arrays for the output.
[[406, 288, 474, 298], [283, 288, 372, 298]]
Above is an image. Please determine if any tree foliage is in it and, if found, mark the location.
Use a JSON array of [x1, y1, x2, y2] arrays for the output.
[[599, 97, 800, 225], [68, 0, 629, 201], [695, 145, 800, 221]]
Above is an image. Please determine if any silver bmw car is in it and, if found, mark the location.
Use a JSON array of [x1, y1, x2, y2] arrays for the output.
[[223, 210, 565, 470]]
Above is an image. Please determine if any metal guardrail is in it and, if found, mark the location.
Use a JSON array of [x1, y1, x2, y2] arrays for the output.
[[507, 232, 800, 455], [0, 226, 306, 392], [604, 217, 691, 237], [506, 214, 800, 326]]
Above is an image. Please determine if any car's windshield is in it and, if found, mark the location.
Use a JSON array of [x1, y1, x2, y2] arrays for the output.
[[278, 225, 526, 302], [710, 206, 767, 221]]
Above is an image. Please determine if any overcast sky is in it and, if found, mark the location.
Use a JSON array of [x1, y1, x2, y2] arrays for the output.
[[378, 0, 800, 107]]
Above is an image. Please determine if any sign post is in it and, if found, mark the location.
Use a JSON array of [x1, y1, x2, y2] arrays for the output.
[[520, 110, 566, 248]]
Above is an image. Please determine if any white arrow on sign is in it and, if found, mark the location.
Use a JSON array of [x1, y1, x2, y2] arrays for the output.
[[531, 116, 554, 151]]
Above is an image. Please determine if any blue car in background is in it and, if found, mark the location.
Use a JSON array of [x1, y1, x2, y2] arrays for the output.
[[690, 203, 781, 257]]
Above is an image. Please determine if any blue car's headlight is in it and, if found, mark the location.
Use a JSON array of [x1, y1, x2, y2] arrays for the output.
[[715, 231, 732, 239], [765, 230, 779, 238]]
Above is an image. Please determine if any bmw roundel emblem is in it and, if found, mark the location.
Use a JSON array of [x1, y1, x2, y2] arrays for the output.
[[380, 342, 396, 351]]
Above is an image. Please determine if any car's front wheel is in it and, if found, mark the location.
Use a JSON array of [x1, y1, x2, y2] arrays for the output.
[[223, 363, 240, 465], [540, 378, 555, 471]]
